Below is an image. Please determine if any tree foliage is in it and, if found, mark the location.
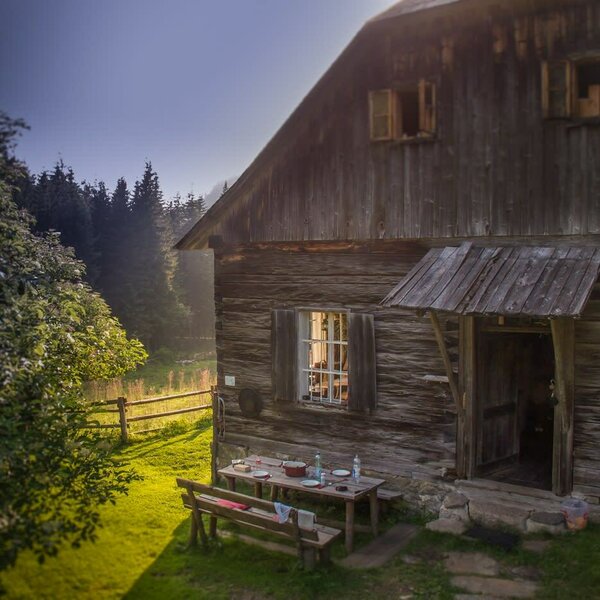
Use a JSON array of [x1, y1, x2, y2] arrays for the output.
[[0, 187, 147, 570], [16, 164, 212, 352]]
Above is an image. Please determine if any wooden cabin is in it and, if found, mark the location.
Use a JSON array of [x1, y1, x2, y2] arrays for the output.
[[178, 0, 600, 521]]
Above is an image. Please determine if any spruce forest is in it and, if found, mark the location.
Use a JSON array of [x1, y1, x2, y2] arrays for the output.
[[12, 146, 214, 356]]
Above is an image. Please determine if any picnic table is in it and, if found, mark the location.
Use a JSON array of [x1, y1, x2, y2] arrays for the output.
[[218, 455, 385, 553]]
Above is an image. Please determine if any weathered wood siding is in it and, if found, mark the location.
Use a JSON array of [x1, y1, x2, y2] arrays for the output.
[[574, 283, 600, 502], [196, 1, 600, 247], [214, 240, 458, 483]]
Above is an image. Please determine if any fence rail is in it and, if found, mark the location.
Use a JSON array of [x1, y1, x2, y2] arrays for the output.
[[90, 388, 213, 442]]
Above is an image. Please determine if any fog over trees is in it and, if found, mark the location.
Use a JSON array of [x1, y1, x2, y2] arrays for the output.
[[10, 119, 215, 355]]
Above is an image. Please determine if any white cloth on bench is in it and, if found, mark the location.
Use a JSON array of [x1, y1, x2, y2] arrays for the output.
[[274, 502, 292, 523], [298, 509, 316, 531]]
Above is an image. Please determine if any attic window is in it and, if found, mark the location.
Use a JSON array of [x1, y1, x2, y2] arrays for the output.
[[369, 80, 436, 141], [575, 61, 600, 117], [542, 58, 600, 119]]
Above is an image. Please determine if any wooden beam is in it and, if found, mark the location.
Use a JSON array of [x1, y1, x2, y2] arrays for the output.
[[429, 311, 460, 408], [458, 316, 477, 479], [551, 318, 575, 496]]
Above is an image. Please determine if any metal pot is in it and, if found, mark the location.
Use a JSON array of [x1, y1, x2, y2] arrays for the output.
[[282, 461, 307, 477]]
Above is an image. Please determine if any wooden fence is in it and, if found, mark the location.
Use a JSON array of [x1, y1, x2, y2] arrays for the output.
[[90, 388, 213, 442]]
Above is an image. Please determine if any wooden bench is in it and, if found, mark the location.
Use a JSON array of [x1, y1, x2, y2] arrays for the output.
[[176, 478, 342, 569], [377, 488, 403, 513]]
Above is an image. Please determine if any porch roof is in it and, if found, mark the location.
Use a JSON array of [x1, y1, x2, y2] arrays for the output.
[[381, 242, 600, 318]]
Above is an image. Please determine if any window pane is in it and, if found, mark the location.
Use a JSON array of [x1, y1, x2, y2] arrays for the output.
[[301, 311, 348, 407]]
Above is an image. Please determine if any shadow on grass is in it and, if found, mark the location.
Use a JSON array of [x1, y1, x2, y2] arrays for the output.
[[122, 519, 366, 600], [121, 420, 212, 462]]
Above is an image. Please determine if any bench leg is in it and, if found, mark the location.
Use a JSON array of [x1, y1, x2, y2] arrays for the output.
[[197, 513, 208, 546], [189, 510, 208, 547], [188, 513, 198, 547], [301, 546, 317, 570], [209, 515, 218, 538], [318, 546, 331, 565]]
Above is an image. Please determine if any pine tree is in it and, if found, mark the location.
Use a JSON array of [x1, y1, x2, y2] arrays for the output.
[[17, 162, 97, 282], [87, 181, 112, 290], [99, 177, 134, 328], [127, 163, 186, 350]]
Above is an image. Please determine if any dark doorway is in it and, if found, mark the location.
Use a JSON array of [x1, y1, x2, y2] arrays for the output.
[[476, 329, 555, 490]]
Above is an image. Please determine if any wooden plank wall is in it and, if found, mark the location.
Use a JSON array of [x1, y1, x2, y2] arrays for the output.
[[574, 283, 600, 502], [214, 240, 458, 483], [206, 1, 600, 246]]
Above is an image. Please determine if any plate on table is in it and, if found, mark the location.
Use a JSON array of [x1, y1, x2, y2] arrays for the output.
[[252, 470, 270, 479], [301, 479, 321, 488], [331, 469, 351, 477]]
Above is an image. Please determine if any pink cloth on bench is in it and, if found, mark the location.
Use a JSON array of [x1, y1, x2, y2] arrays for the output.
[[217, 499, 250, 511]]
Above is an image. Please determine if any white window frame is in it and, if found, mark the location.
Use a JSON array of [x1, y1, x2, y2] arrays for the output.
[[298, 310, 349, 407]]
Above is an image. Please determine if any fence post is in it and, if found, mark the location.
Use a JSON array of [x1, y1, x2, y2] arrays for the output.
[[116, 396, 128, 443]]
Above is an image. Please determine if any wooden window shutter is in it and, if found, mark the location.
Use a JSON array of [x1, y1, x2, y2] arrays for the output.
[[418, 80, 436, 134], [271, 309, 298, 403], [347, 313, 377, 413], [541, 60, 572, 118], [369, 90, 395, 141]]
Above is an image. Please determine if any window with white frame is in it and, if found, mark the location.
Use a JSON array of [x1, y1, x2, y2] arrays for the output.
[[299, 311, 348, 407]]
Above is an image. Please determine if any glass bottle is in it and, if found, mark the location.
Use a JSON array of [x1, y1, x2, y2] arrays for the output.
[[352, 454, 361, 483], [315, 450, 322, 478]]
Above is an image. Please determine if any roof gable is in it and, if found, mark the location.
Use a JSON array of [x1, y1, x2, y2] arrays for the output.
[[176, 0, 471, 250]]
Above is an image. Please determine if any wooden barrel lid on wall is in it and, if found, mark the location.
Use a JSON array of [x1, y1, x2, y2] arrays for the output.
[[238, 388, 263, 418]]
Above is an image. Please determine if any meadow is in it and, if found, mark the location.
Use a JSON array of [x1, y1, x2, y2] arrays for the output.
[[3, 358, 600, 599]]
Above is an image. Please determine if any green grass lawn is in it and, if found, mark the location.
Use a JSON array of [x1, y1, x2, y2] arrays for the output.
[[3, 418, 600, 599]]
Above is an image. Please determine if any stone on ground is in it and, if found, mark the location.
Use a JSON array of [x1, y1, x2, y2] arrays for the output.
[[522, 539, 551, 553], [451, 576, 538, 598], [443, 492, 468, 509], [468, 499, 530, 531], [340, 523, 419, 569], [426, 518, 468, 535], [444, 551, 500, 577], [526, 512, 565, 534], [507, 565, 542, 580], [440, 505, 470, 522]]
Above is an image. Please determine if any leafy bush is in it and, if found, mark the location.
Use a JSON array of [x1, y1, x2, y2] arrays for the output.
[[0, 188, 147, 569]]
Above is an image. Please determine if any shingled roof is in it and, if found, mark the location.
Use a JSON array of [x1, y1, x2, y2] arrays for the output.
[[382, 243, 600, 318]]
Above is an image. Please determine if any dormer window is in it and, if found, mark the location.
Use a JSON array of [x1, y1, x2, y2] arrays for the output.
[[369, 80, 436, 141]]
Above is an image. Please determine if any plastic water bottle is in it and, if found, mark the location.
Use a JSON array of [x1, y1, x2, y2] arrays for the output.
[[352, 454, 361, 483], [315, 450, 322, 478]]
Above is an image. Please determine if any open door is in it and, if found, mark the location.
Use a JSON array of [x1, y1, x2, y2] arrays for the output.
[[471, 324, 556, 491], [477, 333, 520, 472]]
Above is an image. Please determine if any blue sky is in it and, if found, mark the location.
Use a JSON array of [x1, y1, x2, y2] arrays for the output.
[[1, 0, 396, 200]]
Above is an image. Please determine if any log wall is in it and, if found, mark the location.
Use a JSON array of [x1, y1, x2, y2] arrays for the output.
[[574, 283, 600, 503], [214, 240, 458, 484], [215, 240, 600, 502], [188, 0, 600, 248]]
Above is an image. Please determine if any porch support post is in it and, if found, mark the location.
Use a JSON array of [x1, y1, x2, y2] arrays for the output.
[[429, 311, 460, 408], [458, 316, 477, 479], [550, 318, 575, 496]]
